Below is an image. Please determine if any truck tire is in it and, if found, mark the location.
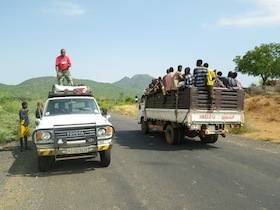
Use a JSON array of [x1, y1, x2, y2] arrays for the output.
[[141, 119, 149, 134], [200, 134, 218, 143], [165, 125, 179, 145], [177, 127, 185, 144], [38, 156, 51, 172], [99, 149, 111, 167]]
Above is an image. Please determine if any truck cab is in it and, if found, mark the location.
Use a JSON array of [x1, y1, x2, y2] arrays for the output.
[[33, 85, 114, 172]]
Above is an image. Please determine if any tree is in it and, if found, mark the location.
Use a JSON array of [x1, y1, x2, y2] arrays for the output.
[[233, 43, 280, 86]]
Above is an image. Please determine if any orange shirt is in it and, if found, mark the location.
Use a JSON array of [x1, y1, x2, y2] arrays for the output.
[[56, 55, 71, 71]]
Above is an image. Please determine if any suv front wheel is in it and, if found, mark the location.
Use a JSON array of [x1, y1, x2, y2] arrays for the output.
[[38, 156, 51, 172], [99, 149, 111, 167]]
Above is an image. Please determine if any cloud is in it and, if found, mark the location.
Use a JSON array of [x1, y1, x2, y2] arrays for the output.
[[43, 1, 86, 16], [218, 0, 280, 27]]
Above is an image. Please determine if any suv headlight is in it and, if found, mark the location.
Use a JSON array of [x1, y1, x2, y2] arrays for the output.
[[97, 126, 114, 139], [33, 130, 54, 143]]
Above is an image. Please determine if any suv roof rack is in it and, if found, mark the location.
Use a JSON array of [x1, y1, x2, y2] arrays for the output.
[[48, 84, 93, 98]]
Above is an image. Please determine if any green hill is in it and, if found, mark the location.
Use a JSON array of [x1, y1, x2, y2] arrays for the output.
[[0, 75, 153, 100], [113, 74, 154, 92]]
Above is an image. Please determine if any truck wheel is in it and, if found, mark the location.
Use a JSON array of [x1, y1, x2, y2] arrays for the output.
[[99, 149, 111, 167], [165, 125, 179, 145], [177, 127, 185, 144], [200, 134, 218, 143], [141, 119, 149, 134], [38, 156, 51, 172]]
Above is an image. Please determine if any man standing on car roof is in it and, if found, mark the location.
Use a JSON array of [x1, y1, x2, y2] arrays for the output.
[[55, 49, 74, 86]]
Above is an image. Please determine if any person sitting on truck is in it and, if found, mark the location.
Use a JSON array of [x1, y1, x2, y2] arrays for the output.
[[193, 59, 208, 87], [232, 72, 243, 89], [162, 69, 169, 89], [214, 71, 226, 88], [155, 77, 166, 95], [183, 67, 193, 87], [204, 63, 216, 110], [146, 79, 157, 95], [172, 65, 185, 90], [165, 67, 174, 92], [226, 71, 237, 88]]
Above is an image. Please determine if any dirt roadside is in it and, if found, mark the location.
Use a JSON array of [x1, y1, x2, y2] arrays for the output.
[[112, 94, 280, 143]]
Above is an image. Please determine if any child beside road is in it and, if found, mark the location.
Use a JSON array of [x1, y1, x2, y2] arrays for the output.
[[18, 101, 30, 151]]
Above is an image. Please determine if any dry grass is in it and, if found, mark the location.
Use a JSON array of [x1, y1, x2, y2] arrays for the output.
[[242, 95, 280, 143], [113, 94, 280, 143], [111, 104, 138, 116]]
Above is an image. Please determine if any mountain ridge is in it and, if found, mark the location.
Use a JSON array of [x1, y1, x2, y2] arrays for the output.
[[0, 74, 154, 99]]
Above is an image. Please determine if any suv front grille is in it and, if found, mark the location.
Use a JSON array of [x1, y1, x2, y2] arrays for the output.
[[54, 123, 96, 142]]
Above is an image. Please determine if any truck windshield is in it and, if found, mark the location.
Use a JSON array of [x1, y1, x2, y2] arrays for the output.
[[44, 98, 100, 116]]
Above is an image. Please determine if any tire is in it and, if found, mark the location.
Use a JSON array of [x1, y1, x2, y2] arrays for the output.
[[185, 130, 198, 138], [99, 149, 111, 167], [177, 127, 185, 144], [141, 119, 149, 134], [200, 134, 219, 144], [38, 156, 51, 172], [165, 125, 179, 145]]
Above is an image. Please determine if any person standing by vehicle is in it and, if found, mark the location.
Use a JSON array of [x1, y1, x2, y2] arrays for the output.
[[18, 101, 30, 151], [55, 49, 73, 86], [35, 101, 44, 119]]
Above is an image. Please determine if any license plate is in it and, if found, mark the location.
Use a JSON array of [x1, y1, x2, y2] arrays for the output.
[[67, 147, 89, 154]]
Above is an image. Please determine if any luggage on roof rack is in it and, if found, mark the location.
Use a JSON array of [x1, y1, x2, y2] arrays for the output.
[[48, 84, 93, 98]]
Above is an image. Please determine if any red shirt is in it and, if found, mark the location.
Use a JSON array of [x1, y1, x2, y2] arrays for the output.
[[56, 55, 71, 71]]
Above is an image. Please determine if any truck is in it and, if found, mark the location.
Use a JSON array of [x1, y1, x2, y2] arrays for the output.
[[138, 87, 244, 144], [32, 85, 115, 172]]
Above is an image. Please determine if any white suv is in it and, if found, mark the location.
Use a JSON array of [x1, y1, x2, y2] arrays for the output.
[[32, 85, 114, 172]]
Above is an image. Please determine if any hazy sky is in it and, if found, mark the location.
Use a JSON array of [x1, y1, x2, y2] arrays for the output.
[[1, 0, 279, 87]]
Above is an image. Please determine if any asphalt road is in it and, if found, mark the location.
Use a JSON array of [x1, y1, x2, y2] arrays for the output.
[[0, 113, 279, 210]]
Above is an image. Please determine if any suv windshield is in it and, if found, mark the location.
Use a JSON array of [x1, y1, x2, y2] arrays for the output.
[[44, 98, 100, 116]]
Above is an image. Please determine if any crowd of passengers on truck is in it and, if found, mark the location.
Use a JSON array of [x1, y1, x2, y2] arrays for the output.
[[144, 59, 243, 96]]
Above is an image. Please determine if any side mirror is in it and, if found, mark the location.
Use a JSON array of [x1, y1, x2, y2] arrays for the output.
[[101, 108, 107, 116], [35, 118, 41, 126]]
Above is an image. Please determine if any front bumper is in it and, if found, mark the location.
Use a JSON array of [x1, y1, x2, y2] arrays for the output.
[[36, 142, 112, 157]]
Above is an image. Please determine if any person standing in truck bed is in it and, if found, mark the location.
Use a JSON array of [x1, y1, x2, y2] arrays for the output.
[[165, 67, 174, 92], [204, 63, 216, 110], [193, 59, 208, 87], [55, 49, 73, 86]]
